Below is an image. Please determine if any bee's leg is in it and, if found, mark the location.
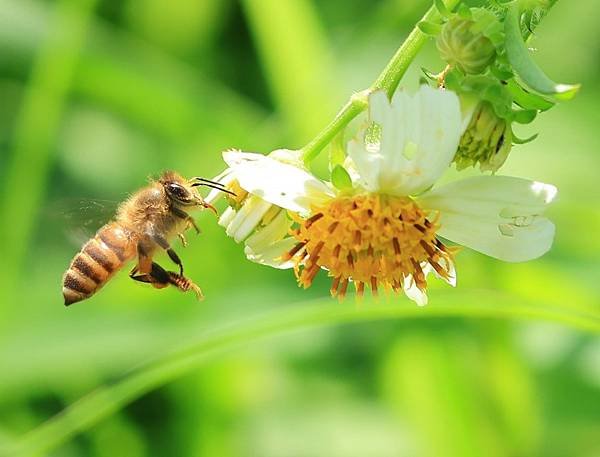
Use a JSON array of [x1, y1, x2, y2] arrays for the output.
[[153, 234, 184, 275], [132, 239, 201, 299], [129, 268, 156, 284], [160, 266, 203, 300], [129, 262, 169, 289], [172, 207, 200, 235], [178, 233, 188, 247], [130, 261, 202, 299], [167, 249, 184, 276], [129, 255, 171, 290], [188, 218, 200, 235], [136, 242, 153, 273], [129, 241, 168, 288]]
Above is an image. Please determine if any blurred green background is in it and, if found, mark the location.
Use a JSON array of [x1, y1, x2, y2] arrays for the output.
[[1, 0, 599, 455]]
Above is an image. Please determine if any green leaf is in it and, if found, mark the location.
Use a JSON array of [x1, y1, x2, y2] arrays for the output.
[[504, 4, 580, 101], [331, 164, 353, 190], [417, 20, 442, 35]]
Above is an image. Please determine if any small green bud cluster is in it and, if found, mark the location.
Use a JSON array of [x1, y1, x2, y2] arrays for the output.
[[436, 16, 496, 75], [455, 102, 512, 172], [419, 2, 579, 174]]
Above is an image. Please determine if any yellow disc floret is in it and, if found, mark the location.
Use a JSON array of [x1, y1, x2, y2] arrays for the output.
[[285, 194, 455, 299]]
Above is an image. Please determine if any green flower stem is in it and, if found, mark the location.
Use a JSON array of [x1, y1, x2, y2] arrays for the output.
[[7, 291, 600, 457], [301, 0, 460, 163]]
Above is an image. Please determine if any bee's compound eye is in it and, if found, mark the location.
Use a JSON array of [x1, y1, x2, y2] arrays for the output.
[[166, 183, 189, 201]]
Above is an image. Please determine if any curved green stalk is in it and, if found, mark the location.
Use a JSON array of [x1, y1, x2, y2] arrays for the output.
[[300, 0, 460, 163], [6, 291, 600, 457]]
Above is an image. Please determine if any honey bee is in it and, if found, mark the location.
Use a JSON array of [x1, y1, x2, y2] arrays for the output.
[[62, 171, 233, 306]]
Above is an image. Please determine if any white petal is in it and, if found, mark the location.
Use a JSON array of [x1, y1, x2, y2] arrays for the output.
[[435, 257, 457, 287], [418, 176, 557, 262], [244, 237, 297, 269], [218, 206, 237, 228], [223, 151, 334, 214], [245, 210, 292, 253], [403, 275, 428, 306], [268, 148, 303, 164], [225, 195, 272, 243], [349, 86, 462, 196], [347, 138, 382, 193]]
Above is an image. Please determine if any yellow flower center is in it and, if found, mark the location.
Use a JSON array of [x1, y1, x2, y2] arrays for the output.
[[285, 194, 455, 299], [226, 179, 248, 209]]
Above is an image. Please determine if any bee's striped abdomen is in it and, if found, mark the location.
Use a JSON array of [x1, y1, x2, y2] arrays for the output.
[[62, 224, 136, 306]]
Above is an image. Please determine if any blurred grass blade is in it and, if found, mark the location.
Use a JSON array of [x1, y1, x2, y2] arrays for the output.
[[382, 332, 484, 457], [6, 291, 600, 456], [0, 0, 280, 149], [241, 0, 337, 142], [505, 4, 579, 101], [0, 0, 98, 322], [124, 0, 229, 58], [480, 326, 541, 455]]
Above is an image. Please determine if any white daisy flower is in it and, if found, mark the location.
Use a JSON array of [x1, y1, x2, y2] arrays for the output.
[[221, 86, 557, 305], [205, 149, 308, 269]]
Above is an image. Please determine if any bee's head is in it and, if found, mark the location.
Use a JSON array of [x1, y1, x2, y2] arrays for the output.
[[160, 171, 199, 207], [159, 171, 234, 213]]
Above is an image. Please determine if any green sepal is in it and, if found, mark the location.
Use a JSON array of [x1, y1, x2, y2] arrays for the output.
[[511, 108, 537, 124], [328, 131, 346, 171], [444, 66, 464, 88], [418, 20, 442, 36], [490, 63, 513, 80], [505, 4, 580, 101], [457, 4, 471, 18], [512, 131, 538, 145], [446, 73, 514, 123], [470, 8, 504, 48], [506, 79, 554, 111], [421, 67, 439, 81], [418, 76, 430, 86], [434, 0, 451, 18], [331, 164, 353, 191]]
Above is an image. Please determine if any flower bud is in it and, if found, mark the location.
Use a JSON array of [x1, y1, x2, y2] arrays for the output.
[[436, 16, 496, 75], [455, 102, 512, 172]]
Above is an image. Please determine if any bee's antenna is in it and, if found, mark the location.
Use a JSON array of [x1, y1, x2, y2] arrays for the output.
[[191, 182, 237, 196], [192, 177, 228, 188]]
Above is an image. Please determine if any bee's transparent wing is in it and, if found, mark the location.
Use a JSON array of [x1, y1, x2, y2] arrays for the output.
[[44, 198, 120, 247]]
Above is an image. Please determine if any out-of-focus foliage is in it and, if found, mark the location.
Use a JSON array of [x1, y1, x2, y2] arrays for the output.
[[0, 0, 599, 456]]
